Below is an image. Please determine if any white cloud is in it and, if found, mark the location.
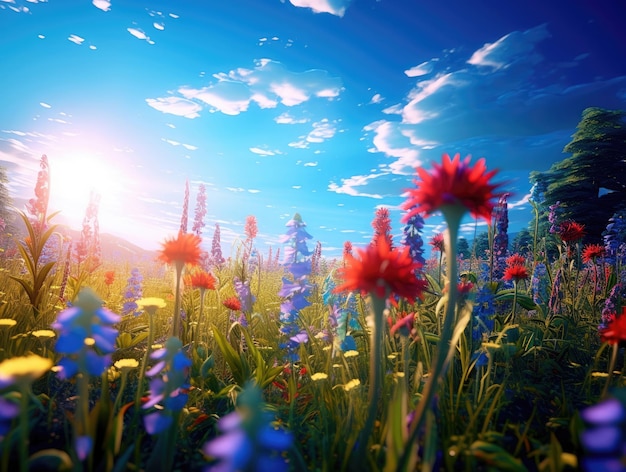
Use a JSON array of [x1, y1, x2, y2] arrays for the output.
[[467, 24, 550, 70], [369, 93, 383, 104], [148, 59, 342, 117], [180, 82, 250, 115], [127, 27, 153, 44], [405, 60, 434, 77], [271, 82, 309, 106], [68, 34, 85, 45], [306, 119, 337, 143], [250, 147, 278, 156], [275, 112, 309, 124], [146, 97, 202, 118], [328, 173, 385, 199], [153, 22, 165, 31], [92, 0, 110, 12], [303, 161, 318, 167], [402, 73, 458, 124], [39, 102, 51, 108], [363, 121, 422, 174], [288, 0, 353, 17]]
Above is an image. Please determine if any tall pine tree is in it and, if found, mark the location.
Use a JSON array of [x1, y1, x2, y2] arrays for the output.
[[530, 107, 626, 243]]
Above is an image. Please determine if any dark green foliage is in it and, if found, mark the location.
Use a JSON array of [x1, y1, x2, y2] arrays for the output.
[[457, 237, 471, 259], [512, 228, 533, 255], [530, 107, 626, 243], [472, 231, 490, 258]]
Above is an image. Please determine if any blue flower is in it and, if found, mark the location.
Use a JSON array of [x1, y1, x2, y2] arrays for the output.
[[472, 286, 495, 342], [401, 211, 426, 267], [52, 289, 120, 379], [203, 384, 292, 472], [531, 263, 549, 306], [121, 268, 143, 316], [143, 336, 191, 435]]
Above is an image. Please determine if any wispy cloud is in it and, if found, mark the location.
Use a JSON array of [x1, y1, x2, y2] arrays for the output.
[[68, 34, 85, 45], [146, 97, 202, 118], [275, 112, 309, 124], [404, 60, 435, 77], [328, 173, 386, 199], [250, 147, 282, 156], [288, 0, 353, 17], [467, 24, 550, 70], [147, 59, 342, 117], [369, 93, 384, 104], [127, 27, 154, 44]]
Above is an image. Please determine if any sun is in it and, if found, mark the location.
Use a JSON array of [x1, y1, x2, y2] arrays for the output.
[[47, 151, 125, 230]]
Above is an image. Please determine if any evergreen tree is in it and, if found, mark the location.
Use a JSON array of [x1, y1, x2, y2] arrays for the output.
[[530, 107, 626, 243], [472, 232, 490, 259], [457, 237, 471, 259]]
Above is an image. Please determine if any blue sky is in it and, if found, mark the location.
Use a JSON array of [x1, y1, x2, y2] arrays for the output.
[[1, 0, 625, 259]]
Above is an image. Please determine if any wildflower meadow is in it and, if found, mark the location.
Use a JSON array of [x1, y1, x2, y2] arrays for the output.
[[1, 147, 626, 472]]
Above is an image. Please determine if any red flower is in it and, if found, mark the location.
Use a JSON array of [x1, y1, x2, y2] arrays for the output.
[[158, 233, 202, 266], [582, 244, 606, 264], [402, 153, 503, 222], [223, 296, 242, 311], [333, 239, 428, 304], [503, 265, 529, 282], [600, 307, 626, 344], [343, 241, 353, 259], [244, 215, 258, 240], [558, 221, 585, 243], [430, 233, 445, 252], [506, 254, 525, 267], [104, 270, 115, 286], [390, 312, 416, 337], [185, 270, 216, 291], [372, 207, 393, 248]]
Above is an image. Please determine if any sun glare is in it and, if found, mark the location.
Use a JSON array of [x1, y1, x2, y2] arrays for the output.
[[48, 152, 125, 230]]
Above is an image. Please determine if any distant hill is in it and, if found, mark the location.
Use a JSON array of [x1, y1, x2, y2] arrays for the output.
[[58, 227, 157, 264]]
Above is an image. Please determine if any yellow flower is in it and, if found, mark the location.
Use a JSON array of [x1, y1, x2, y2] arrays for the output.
[[136, 298, 167, 310], [0, 355, 52, 388], [114, 358, 139, 370], [342, 379, 361, 392], [343, 350, 359, 358], [311, 373, 328, 381], [31, 330, 56, 338], [0, 319, 17, 328]]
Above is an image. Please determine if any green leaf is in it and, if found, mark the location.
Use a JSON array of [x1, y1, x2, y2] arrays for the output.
[[494, 289, 536, 310], [211, 324, 248, 386]]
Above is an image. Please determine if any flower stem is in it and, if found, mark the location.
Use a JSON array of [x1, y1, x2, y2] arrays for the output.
[[353, 294, 386, 467], [18, 386, 29, 472], [398, 207, 462, 471], [171, 262, 184, 339]]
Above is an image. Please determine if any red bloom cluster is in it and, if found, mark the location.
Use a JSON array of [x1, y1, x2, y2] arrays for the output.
[[430, 233, 445, 252], [558, 221, 585, 243], [503, 253, 528, 282], [334, 239, 427, 304], [222, 296, 242, 311], [371, 207, 393, 248], [402, 153, 503, 222], [600, 307, 626, 345], [185, 270, 216, 291], [104, 270, 115, 286], [158, 233, 202, 266], [390, 312, 416, 337], [244, 215, 258, 241], [582, 244, 606, 264]]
